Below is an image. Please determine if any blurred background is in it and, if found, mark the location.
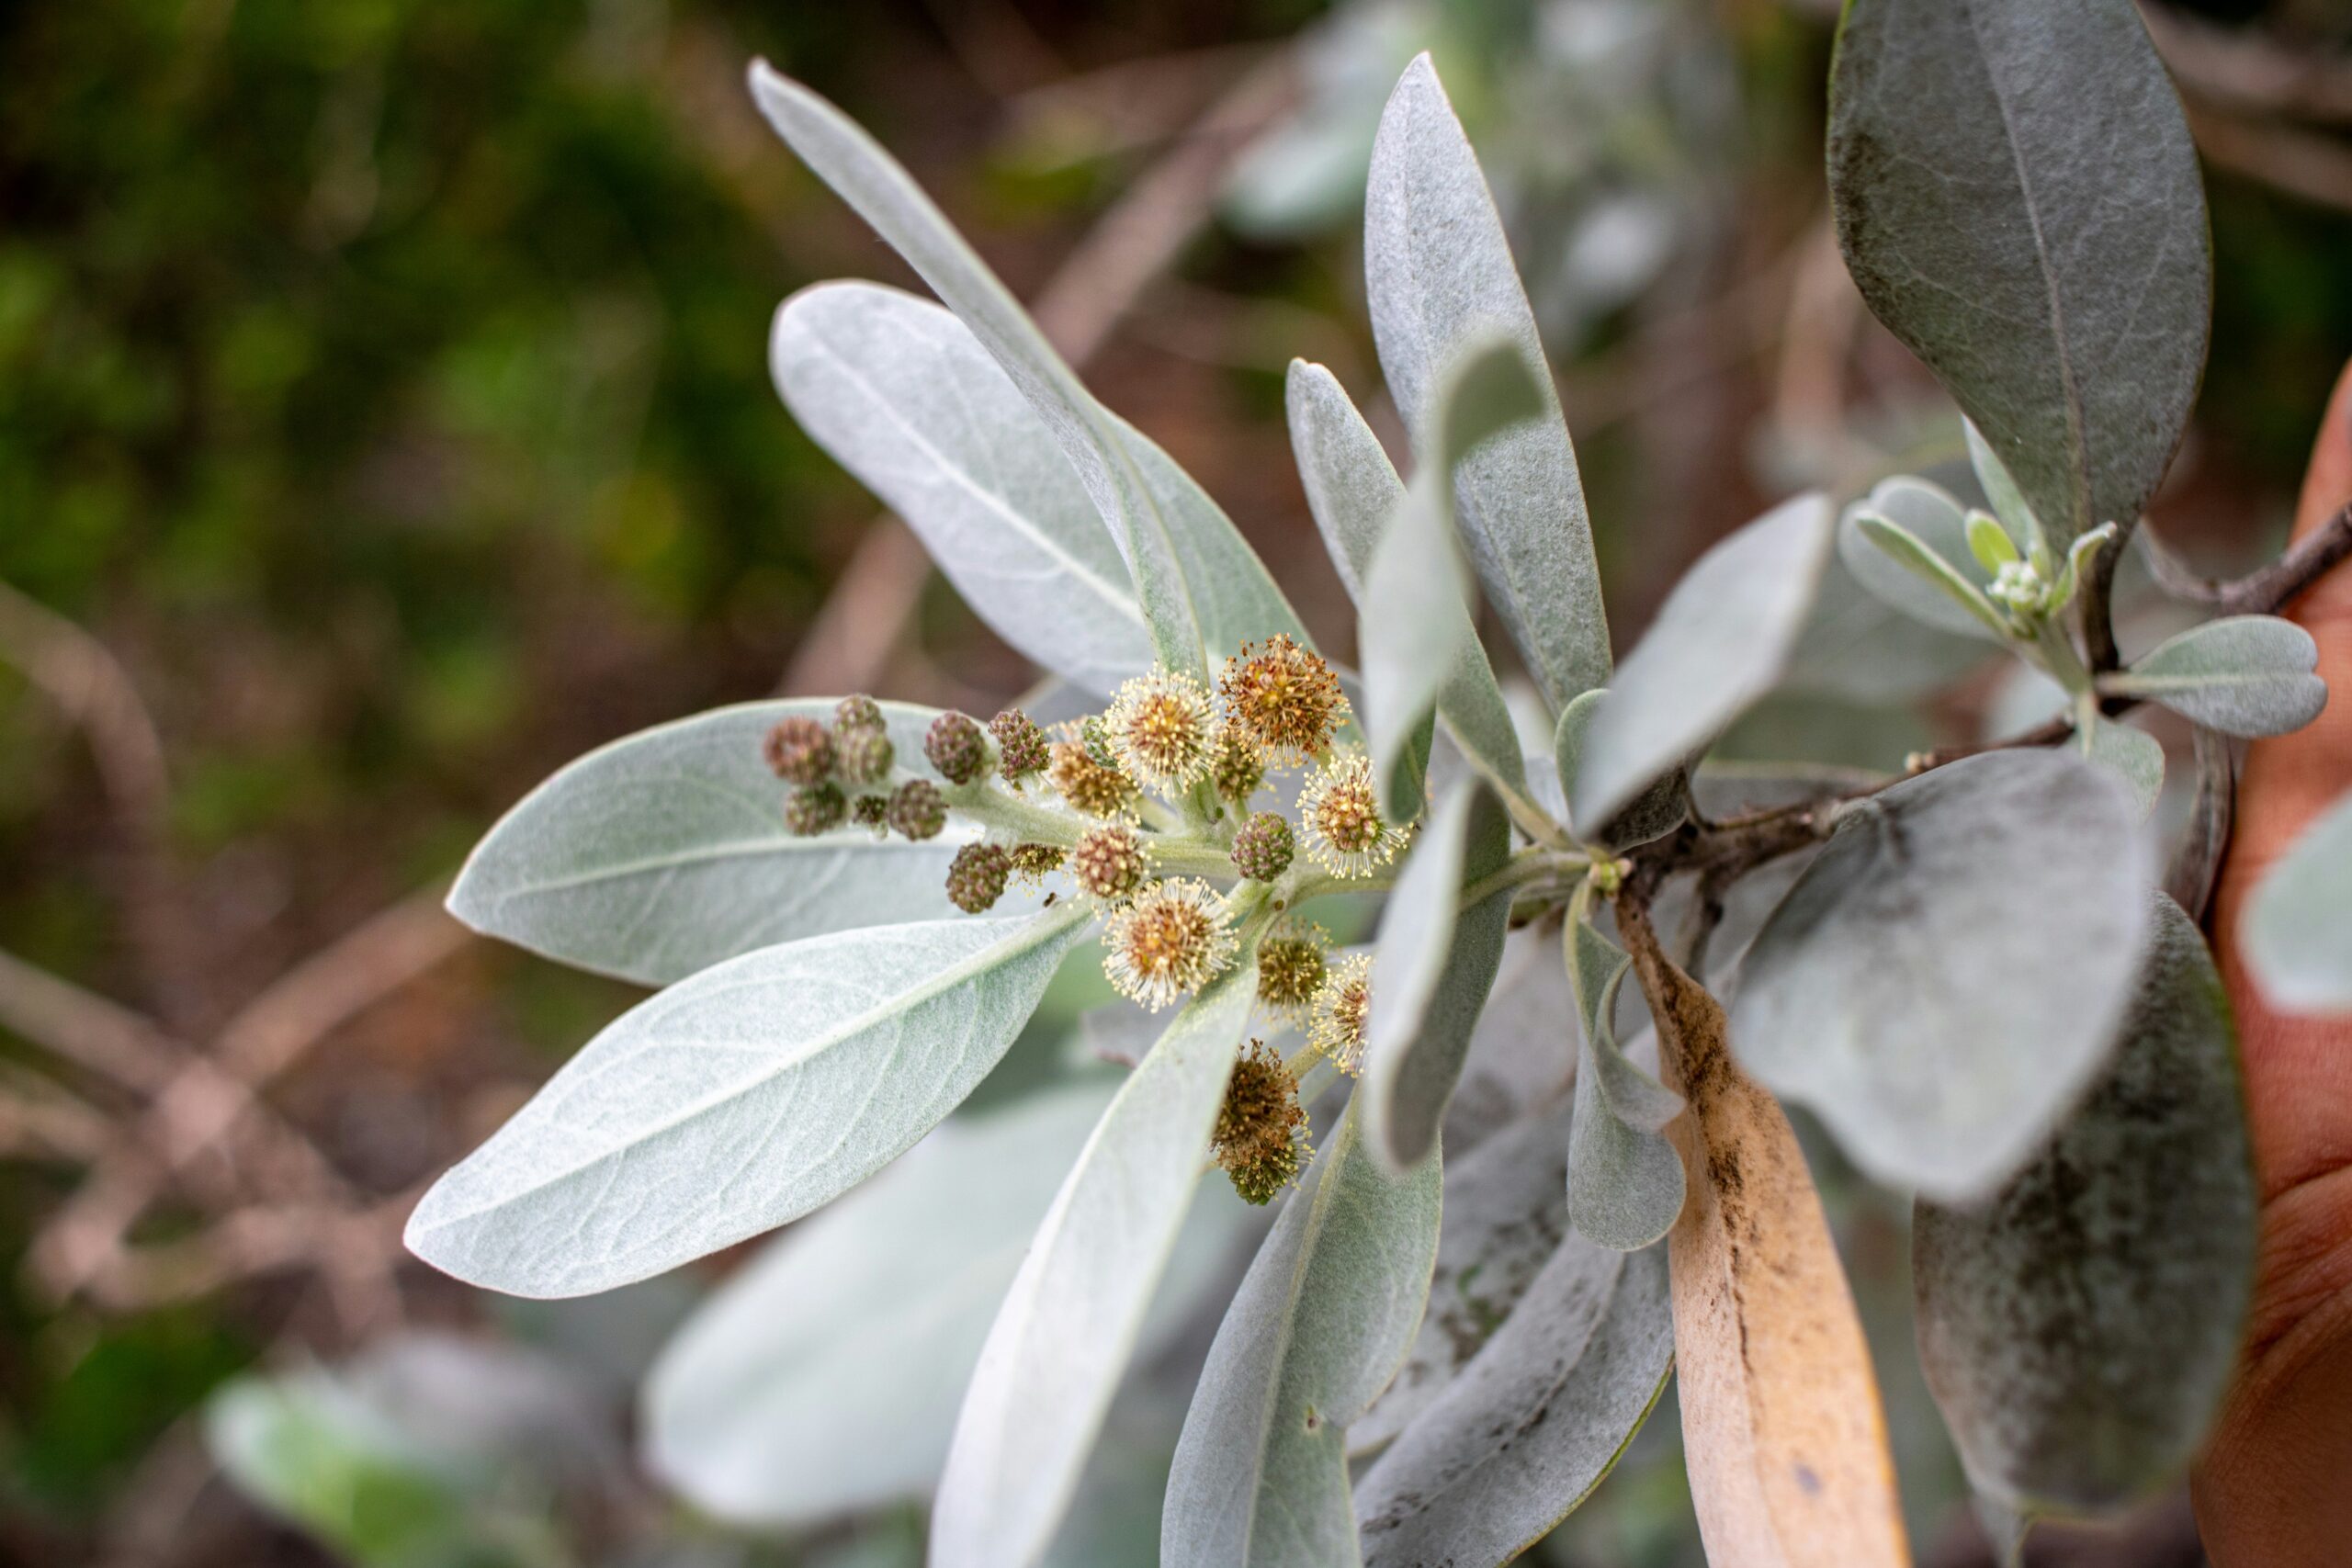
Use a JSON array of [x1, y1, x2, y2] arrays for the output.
[[2, 1, 2347, 1563]]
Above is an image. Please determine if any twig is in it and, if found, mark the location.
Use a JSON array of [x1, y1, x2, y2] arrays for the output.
[[2165, 725, 2238, 921], [2142, 502, 2352, 615], [0, 946, 178, 1093], [2143, 3, 2352, 127], [2181, 97, 2352, 214]]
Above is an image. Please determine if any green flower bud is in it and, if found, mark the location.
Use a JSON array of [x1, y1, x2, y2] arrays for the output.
[[925, 711, 990, 785], [946, 842, 1012, 913], [784, 781, 847, 836], [1230, 812, 1295, 881], [887, 778, 947, 840], [763, 716, 836, 786]]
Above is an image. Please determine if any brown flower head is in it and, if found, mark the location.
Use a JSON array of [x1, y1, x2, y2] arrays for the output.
[[1214, 1040, 1312, 1205], [1104, 668, 1216, 794], [1297, 751, 1411, 878], [1219, 635, 1348, 762], [1047, 739, 1141, 818]]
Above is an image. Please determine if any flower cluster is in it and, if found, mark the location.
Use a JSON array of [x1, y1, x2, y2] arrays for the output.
[[760, 639, 1405, 1066], [764, 696, 956, 842], [1308, 953, 1373, 1076]]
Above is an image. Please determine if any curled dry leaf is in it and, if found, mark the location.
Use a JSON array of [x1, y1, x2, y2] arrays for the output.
[[1623, 914, 1911, 1568]]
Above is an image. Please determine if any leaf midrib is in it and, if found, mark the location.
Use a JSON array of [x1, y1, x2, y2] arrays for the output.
[[413, 908, 1083, 1235]]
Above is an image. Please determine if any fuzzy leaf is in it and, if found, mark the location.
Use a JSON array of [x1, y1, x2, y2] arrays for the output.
[[749, 64, 1307, 682], [1162, 1097, 1442, 1568], [447, 701, 967, 986], [2104, 615, 2328, 738], [1363, 778, 1513, 1172], [2243, 787, 2352, 1012], [2075, 708, 2165, 818], [1365, 53, 1609, 712], [404, 908, 1089, 1297], [643, 1080, 1248, 1524], [1636, 941, 1911, 1567], [1290, 360, 1528, 813], [1566, 919, 1684, 1251], [1965, 419, 2046, 558], [933, 969, 1254, 1568], [1731, 750, 2152, 1201], [1555, 687, 1688, 849], [1360, 336, 1545, 821], [1351, 1102, 1573, 1455], [1356, 1241, 1672, 1568], [771, 285, 1149, 695], [1571, 494, 1836, 828], [1838, 478, 2007, 641], [1915, 894, 2256, 1515], [1828, 0, 2209, 543]]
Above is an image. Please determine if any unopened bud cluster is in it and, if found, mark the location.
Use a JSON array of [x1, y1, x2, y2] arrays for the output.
[[765, 696, 933, 842]]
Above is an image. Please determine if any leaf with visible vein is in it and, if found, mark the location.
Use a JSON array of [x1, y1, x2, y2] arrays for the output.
[[406, 906, 1090, 1297]]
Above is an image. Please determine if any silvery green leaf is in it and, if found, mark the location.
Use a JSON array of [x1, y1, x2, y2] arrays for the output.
[[1965, 419, 2045, 558], [1284, 360, 1398, 605], [1360, 336, 1545, 822], [1829, 0, 2209, 543], [1570, 493, 1837, 828], [1554, 688, 1687, 850], [933, 968, 1254, 1568], [2075, 708, 2165, 818], [1838, 477, 2007, 641], [1777, 541, 1996, 705], [749, 65, 1306, 682], [1162, 1097, 1442, 1568], [771, 285, 1148, 696], [1355, 1242, 1672, 1568], [447, 700, 964, 986], [1915, 894, 2255, 1514], [1363, 778, 1512, 1172], [2244, 787, 2352, 1012], [1365, 53, 1610, 713], [643, 1079, 1246, 1524], [1438, 926, 1578, 1157], [2103, 615, 2328, 738], [1351, 1102, 1572, 1455], [1565, 919, 1683, 1251], [1731, 750, 2153, 1201], [405, 907, 1089, 1297], [1290, 359, 1532, 821]]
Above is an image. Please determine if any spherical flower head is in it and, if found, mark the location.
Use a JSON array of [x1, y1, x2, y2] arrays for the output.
[[1210, 724, 1265, 806], [946, 841, 1012, 914], [1255, 922, 1329, 1020], [1104, 669, 1216, 794], [1309, 953, 1373, 1076], [1219, 635, 1348, 762], [1215, 1040, 1312, 1206], [1103, 879, 1237, 1011], [764, 716, 836, 786], [1298, 752, 1411, 878], [851, 794, 890, 837], [1047, 739, 1141, 818], [835, 694, 885, 731], [1229, 812, 1295, 882], [989, 708, 1050, 783], [887, 779, 947, 840], [784, 781, 847, 837], [1008, 842, 1065, 884], [834, 723, 895, 786], [1070, 824, 1151, 902], [924, 711, 991, 785]]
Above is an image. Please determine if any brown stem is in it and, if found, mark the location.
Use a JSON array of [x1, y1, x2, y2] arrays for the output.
[[2143, 502, 2352, 617]]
